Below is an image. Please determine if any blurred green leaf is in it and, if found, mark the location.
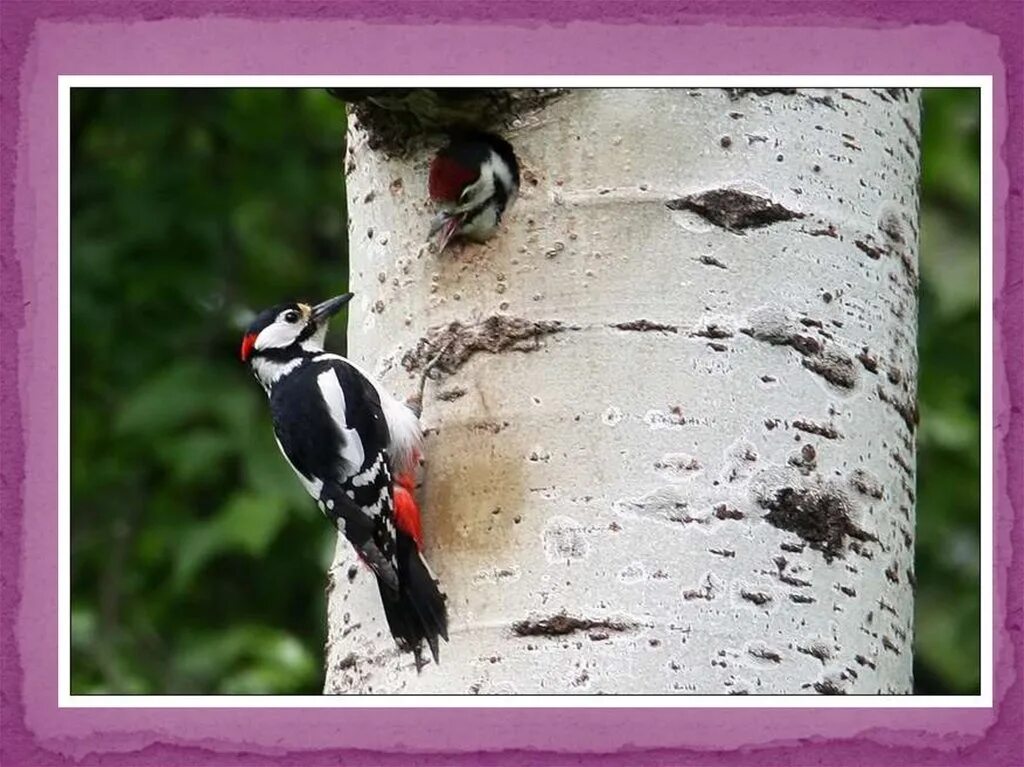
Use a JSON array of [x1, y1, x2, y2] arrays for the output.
[[174, 492, 292, 590], [72, 88, 346, 695], [115, 363, 223, 435], [920, 89, 981, 214], [176, 625, 318, 694], [155, 429, 233, 484], [913, 89, 981, 695], [918, 208, 981, 319]]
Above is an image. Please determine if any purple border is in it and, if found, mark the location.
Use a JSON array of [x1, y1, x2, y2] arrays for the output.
[[2, 2, 1020, 765]]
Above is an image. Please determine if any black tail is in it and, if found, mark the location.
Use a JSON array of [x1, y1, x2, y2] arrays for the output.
[[377, 533, 449, 666]]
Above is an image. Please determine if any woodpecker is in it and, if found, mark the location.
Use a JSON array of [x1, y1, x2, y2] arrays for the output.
[[427, 131, 520, 252], [240, 293, 448, 664]]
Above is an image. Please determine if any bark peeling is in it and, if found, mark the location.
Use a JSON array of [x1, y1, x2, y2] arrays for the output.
[[758, 485, 877, 563], [792, 420, 842, 440], [742, 306, 859, 390], [667, 189, 804, 232], [511, 614, 638, 638], [612, 319, 679, 334], [401, 315, 570, 375]]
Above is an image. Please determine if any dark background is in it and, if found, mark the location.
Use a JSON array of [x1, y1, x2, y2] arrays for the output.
[[70, 88, 981, 695]]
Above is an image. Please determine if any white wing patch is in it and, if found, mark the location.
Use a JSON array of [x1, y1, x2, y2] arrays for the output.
[[315, 354, 422, 475], [316, 369, 366, 479]]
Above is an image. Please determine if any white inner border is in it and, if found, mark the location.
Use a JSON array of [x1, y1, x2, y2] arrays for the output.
[[57, 75, 994, 709]]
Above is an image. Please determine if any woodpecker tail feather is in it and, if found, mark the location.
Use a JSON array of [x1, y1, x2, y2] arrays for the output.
[[378, 532, 448, 665]]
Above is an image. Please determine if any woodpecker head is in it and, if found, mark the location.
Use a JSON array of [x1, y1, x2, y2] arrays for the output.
[[240, 293, 353, 365], [427, 131, 519, 252]]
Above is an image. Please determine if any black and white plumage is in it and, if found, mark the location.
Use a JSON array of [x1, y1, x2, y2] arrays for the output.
[[427, 131, 520, 252], [240, 294, 448, 663]]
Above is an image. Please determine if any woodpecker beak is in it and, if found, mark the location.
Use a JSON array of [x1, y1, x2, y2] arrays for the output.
[[310, 293, 354, 324], [428, 212, 461, 252]]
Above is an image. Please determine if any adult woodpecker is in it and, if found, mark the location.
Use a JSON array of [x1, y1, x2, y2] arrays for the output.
[[240, 293, 448, 664], [427, 131, 520, 252]]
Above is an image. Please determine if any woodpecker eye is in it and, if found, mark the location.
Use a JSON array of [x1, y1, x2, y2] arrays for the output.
[[284, 310, 300, 324]]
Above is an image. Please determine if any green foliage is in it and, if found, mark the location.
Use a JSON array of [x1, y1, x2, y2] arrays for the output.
[[914, 89, 981, 694], [71, 89, 346, 694], [71, 88, 980, 695]]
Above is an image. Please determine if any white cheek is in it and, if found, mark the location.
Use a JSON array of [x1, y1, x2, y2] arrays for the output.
[[477, 173, 496, 205], [255, 322, 299, 350], [300, 323, 328, 351], [487, 151, 514, 195], [460, 173, 495, 212], [460, 207, 500, 241]]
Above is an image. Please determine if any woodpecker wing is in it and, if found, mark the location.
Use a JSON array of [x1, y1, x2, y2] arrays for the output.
[[321, 479, 400, 593], [268, 358, 422, 590], [310, 353, 423, 477], [268, 356, 446, 661], [269, 358, 391, 486], [269, 357, 397, 560]]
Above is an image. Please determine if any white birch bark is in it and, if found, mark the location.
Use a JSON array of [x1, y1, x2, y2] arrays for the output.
[[324, 88, 920, 695]]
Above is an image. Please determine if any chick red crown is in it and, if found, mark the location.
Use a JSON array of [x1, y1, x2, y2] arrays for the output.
[[428, 154, 480, 202]]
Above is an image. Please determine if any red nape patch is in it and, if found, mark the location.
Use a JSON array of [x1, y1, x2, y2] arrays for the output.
[[428, 155, 479, 202], [240, 333, 257, 362], [393, 484, 423, 549]]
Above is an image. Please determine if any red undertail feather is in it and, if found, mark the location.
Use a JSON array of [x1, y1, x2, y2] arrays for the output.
[[382, 449, 448, 663], [393, 473, 423, 549]]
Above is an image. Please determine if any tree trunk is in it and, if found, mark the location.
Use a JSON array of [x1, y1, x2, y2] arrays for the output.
[[325, 88, 920, 695]]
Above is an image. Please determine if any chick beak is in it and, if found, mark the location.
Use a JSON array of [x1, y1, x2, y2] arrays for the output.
[[310, 293, 354, 324], [428, 212, 461, 252]]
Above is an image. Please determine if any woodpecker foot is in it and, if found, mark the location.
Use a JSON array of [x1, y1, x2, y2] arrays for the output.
[[406, 397, 423, 420], [406, 339, 455, 419]]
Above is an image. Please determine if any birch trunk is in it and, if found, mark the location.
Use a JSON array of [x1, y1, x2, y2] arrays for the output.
[[325, 88, 920, 695]]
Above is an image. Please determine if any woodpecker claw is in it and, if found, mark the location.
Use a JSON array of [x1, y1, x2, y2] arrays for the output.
[[406, 398, 423, 420], [406, 339, 454, 419]]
